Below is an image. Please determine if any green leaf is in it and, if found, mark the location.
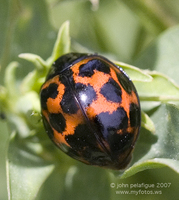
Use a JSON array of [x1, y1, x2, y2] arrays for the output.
[[0, 85, 7, 106], [119, 103, 179, 178], [18, 53, 46, 71], [114, 61, 152, 82], [135, 71, 179, 102], [18, 54, 47, 93], [20, 70, 45, 93], [47, 21, 70, 66], [121, 158, 179, 179], [19, 56, 49, 93], [6, 132, 55, 200], [135, 25, 179, 85], [141, 111, 155, 134], [17, 91, 40, 114]]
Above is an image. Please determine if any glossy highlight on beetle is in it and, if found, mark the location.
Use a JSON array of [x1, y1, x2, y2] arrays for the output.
[[40, 53, 141, 170]]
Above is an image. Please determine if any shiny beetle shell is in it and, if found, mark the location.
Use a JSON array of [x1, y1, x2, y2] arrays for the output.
[[40, 53, 141, 170]]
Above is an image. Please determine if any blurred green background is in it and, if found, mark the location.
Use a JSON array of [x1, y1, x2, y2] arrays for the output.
[[1, 0, 179, 199]]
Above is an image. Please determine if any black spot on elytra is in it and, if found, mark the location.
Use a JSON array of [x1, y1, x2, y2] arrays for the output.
[[116, 73, 134, 94], [60, 86, 79, 114], [49, 113, 66, 133], [75, 83, 97, 107], [65, 124, 96, 151], [94, 107, 128, 138], [40, 83, 59, 110], [100, 78, 122, 103], [65, 123, 109, 163], [46, 53, 88, 81], [78, 59, 110, 77], [42, 115, 54, 140], [54, 53, 87, 73], [107, 132, 134, 154], [129, 103, 141, 127], [42, 113, 71, 153]]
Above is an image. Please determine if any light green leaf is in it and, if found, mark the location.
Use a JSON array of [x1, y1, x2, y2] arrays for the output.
[[18, 53, 46, 71], [115, 61, 152, 82], [141, 111, 155, 134], [18, 54, 47, 93], [0, 85, 7, 106], [121, 159, 179, 179], [47, 21, 70, 66], [7, 132, 55, 200], [135, 71, 179, 102], [120, 159, 166, 179], [17, 91, 40, 114], [20, 70, 45, 94]]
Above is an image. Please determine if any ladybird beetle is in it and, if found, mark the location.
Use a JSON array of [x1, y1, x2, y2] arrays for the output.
[[40, 53, 141, 170]]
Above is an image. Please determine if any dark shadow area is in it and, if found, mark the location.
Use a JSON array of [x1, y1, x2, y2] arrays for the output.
[[131, 127, 158, 164]]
